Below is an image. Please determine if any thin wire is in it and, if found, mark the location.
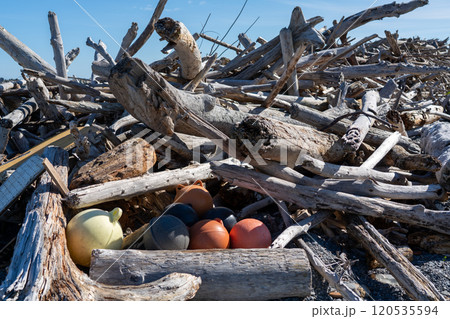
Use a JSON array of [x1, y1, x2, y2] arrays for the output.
[[211, 0, 248, 55], [198, 13, 211, 50], [217, 16, 260, 59]]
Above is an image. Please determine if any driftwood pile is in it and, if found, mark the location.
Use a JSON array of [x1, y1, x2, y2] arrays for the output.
[[0, 0, 449, 300]]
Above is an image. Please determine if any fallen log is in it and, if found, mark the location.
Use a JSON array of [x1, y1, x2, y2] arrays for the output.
[[0, 24, 56, 74], [347, 215, 444, 301], [323, 0, 429, 45], [65, 159, 236, 209], [211, 162, 450, 235], [90, 248, 311, 300], [0, 147, 200, 300]]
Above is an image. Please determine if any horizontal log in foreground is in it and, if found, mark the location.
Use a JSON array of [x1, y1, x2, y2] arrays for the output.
[[90, 248, 311, 300]]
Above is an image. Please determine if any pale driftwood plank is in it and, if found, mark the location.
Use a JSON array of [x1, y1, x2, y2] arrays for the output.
[[0, 155, 44, 216]]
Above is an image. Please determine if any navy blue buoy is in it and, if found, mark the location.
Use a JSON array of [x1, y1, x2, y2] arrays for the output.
[[164, 203, 199, 227], [204, 207, 237, 232]]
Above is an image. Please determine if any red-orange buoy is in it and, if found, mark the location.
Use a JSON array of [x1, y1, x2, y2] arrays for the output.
[[174, 180, 213, 217], [230, 218, 271, 248], [189, 219, 229, 249]]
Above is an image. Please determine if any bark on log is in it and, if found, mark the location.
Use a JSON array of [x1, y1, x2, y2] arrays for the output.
[[69, 137, 156, 189], [0, 25, 56, 74], [155, 17, 202, 80], [421, 121, 450, 191], [347, 215, 444, 301], [0, 147, 200, 300], [89, 248, 311, 300], [211, 162, 450, 235]]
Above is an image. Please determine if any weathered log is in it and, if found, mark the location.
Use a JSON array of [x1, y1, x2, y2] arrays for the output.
[[47, 99, 123, 114], [90, 248, 311, 300], [115, 22, 138, 62], [297, 62, 450, 83], [323, 0, 429, 44], [271, 210, 331, 249], [65, 47, 80, 68], [360, 131, 402, 169], [86, 37, 116, 67], [26, 77, 64, 123], [48, 11, 69, 99], [23, 68, 114, 101], [69, 137, 156, 189], [199, 33, 242, 54], [278, 28, 299, 96], [211, 162, 450, 235], [262, 42, 306, 108], [421, 121, 450, 191], [0, 147, 200, 300], [297, 153, 407, 184], [290, 102, 421, 154], [0, 24, 56, 74], [65, 159, 236, 209], [0, 98, 38, 154], [109, 57, 304, 138], [155, 17, 202, 80], [401, 104, 443, 130], [347, 215, 444, 301], [126, 0, 167, 57], [233, 115, 438, 172], [260, 159, 444, 200], [342, 90, 381, 151]]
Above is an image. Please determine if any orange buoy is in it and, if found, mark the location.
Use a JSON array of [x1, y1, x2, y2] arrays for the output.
[[189, 219, 229, 249], [174, 180, 213, 217], [230, 218, 272, 248]]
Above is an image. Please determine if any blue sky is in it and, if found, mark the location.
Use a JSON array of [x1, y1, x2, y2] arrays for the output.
[[0, 0, 448, 79]]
